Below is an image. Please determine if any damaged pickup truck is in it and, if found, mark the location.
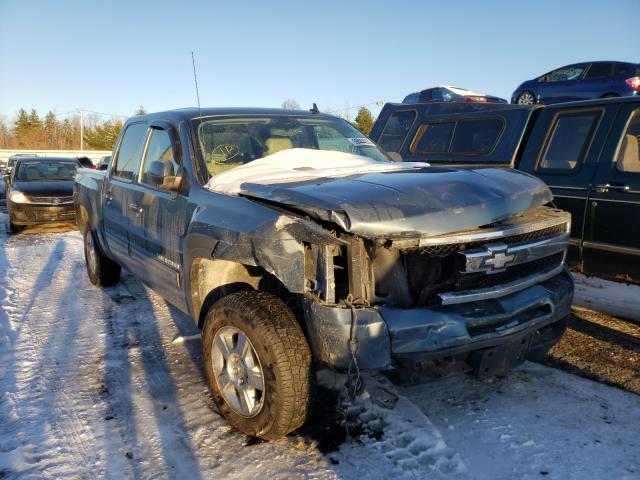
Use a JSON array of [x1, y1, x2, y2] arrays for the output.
[[74, 108, 573, 439]]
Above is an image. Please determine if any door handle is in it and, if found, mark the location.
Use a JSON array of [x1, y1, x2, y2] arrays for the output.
[[594, 183, 629, 192], [128, 203, 144, 215]]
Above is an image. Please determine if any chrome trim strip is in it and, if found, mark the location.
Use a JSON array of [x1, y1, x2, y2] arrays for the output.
[[462, 233, 569, 274], [582, 240, 640, 257], [414, 207, 571, 248], [438, 263, 565, 306]]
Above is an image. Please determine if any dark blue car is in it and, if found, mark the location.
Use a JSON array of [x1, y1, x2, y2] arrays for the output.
[[512, 61, 639, 105]]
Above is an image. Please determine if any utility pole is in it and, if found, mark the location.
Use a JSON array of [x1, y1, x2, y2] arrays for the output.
[[76, 108, 84, 150]]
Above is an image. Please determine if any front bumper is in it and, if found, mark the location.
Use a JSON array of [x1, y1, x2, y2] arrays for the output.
[[302, 270, 573, 371], [9, 202, 76, 225]]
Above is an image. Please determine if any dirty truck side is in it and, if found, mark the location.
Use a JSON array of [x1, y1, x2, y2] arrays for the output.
[[74, 108, 573, 439]]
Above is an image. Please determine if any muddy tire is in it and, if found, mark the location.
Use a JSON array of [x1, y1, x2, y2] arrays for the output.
[[83, 229, 121, 287], [202, 290, 312, 440]]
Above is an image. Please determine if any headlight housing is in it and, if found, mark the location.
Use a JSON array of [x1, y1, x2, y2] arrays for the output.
[[9, 191, 30, 203]]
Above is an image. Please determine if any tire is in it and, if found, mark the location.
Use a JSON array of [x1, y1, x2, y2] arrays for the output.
[[202, 290, 312, 440], [8, 218, 24, 233], [516, 91, 536, 105], [83, 229, 121, 287]]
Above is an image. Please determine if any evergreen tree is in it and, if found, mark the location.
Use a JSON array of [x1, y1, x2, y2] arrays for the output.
[[84, 120, 123, 150], [28, 109, 42, 129], [44, 111, 59, 148], [354, 107, 375, 135]]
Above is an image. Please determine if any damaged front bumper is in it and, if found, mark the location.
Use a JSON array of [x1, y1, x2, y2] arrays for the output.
[[302, 270, 573, 373]]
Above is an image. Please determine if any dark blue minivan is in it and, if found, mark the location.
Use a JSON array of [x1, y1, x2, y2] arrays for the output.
[[512, 61, 639, 105]]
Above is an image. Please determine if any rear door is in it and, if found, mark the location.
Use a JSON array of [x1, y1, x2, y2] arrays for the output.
[[103, 122, 149, 264], [575, 62, 614, 100], [127, 125, 192, 308], [517, 103, 618, 263], [583, 103, 640, 282]]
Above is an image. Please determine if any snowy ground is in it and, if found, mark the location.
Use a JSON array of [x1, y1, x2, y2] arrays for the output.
[[0, 215, 638, 479], [572, 272, 640, 322]]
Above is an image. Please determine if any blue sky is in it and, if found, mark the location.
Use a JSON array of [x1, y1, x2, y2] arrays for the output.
[[1, 0, 638, 122]]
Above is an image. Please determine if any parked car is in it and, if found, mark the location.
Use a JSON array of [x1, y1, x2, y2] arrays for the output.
[[75, 107, 573, 439], [6, 157, 79, 232], [403, 86, 507, 104], [76, 156, 96, 169], [512, 61, 640, 105], [371, 97, 640, 283], [96, 155, 110, 170]]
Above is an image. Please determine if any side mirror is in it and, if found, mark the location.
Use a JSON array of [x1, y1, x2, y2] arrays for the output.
[[148, 160, 182, 192], [387, 152, 403, 162]]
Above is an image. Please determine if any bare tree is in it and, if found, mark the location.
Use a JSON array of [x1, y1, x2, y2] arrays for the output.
[[281, 99, 300, 110]]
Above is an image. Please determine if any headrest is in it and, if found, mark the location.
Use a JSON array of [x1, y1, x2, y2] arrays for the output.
[[264, 137, 293, 156]]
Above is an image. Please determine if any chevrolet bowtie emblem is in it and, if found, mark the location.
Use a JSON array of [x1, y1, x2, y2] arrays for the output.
[[482, 243, 515, 272]]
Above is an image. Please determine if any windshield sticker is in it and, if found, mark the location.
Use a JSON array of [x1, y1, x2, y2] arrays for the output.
[[348, 137, 375, 147]]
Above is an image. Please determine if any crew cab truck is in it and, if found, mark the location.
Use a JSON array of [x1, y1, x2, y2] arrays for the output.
[[75, 108, 573, 439], [371, 97, 640, 283]]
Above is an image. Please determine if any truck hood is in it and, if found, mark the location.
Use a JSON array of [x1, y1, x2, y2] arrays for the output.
[[237, 167, 553, 238]]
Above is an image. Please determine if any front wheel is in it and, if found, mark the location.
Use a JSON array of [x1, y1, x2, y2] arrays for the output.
[[83, 229, 121, 286], [516, 91, 536, 105], [8, 218, 24, 233], [202, 290, 312, 440]]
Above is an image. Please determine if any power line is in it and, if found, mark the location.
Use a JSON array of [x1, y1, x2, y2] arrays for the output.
[[326, 100, 386, 115]]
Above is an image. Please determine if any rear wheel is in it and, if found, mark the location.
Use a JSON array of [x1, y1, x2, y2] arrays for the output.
[[202, 290, 312, 440], [516, 91, 536, 105], [83, 229, 121, 286]]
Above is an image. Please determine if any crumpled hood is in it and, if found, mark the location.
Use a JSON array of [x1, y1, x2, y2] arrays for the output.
[[237, 167, 553, 238]]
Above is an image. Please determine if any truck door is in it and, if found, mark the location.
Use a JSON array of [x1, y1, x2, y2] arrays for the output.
[[517, 104, 618, 264], [103, 122, 149, 264], [127, 125, 192, 309], [583, 103, 640, 282]]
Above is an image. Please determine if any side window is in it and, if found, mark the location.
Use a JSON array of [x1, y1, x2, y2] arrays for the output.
[[413, 122, 454, 153], [584, 62, 612, 80], [614, 63, 635, 77], [537, 111, 602, 172], [412, 118, 504, 156], [140, 129, 180, 188], [547, 66, 585, 82], [616, 110, 640, 174], [402, 93, 419, 104], [377, 111, 416, 152], [113, 123, 149, 181], [419, 90, 434, 102]]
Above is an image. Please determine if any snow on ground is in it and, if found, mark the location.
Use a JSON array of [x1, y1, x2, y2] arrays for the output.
[[0, 213, 638, 479], [572, 272, 640, 322]]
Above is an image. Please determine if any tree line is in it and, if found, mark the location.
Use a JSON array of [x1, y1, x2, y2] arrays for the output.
[[0, 107, 147, 151], [281, 99, 376, 135], [0, 102, 375, 152]]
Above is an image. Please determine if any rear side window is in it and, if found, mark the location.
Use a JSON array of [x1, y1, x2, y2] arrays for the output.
[[377, 111, 416, 152], [113, 123, 149, 181], [537, 111, 601, 172], [616, 110, 640, 174], [614, 63, 636, 77], [412, 118, 504, 156], [584, 62, 612, 79]]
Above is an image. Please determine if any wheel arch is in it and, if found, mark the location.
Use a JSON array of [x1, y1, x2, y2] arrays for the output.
[[189, 257, 292, 328]]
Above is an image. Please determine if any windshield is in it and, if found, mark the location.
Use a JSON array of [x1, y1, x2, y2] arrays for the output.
[[195, 115, 389, 176], [15, 161, 78, 182]]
